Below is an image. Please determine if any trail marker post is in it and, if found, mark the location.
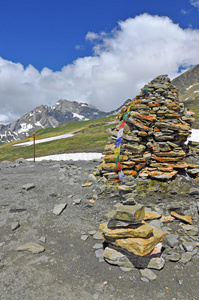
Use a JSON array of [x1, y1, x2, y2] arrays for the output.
[[29, 134, 39, 162]]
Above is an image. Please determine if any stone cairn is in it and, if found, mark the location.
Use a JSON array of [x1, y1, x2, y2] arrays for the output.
[[99, 203, 166, 269], [98, 74, 195, 184], [98, 75, 196, 272]]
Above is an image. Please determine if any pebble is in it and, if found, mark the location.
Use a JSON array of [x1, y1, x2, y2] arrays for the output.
[[182, 241, 196, 252], [120, 266, 134, 272], [93, 232, 103, 240], [149, 220, 162, 227], [140, 269, 157, 281], [140, 277, 149, 283], [88, 230, 97, 236], [11, 222, 20, 231], [180, 252, 192, 264], [73, 199, 81, 205], [147, 257, 165, 270], [93, 243, 103, 249], [88, 174, 97, 182], [53, 203, 67, 215], [81, 235, 88, 241], [95, 249, 104, 258], [22, 183, 35, 191], [166, 234, 179, 248], [39, 237, 46, 244], [166, 252, 181, 262], [17, 242, 45, 254]]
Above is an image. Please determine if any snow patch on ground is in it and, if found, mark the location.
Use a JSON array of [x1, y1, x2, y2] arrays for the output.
[[27, 152, 103, 161], [188, 129, 199, 142], [14, 132, 74, 146]]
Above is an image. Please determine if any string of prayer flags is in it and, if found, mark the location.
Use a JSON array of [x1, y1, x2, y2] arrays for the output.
[[114, 103, 132, 183]]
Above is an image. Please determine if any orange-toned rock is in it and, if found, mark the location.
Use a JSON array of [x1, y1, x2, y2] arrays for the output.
[[147, 170, 178, 180], [138, 131, 148, 137], [165, 102, 180, 111], [104, 144, 115, 152], [135, 163, 146, 171], [144, 211, 161, 220], [155, 150, 186, 158], [161, 215, 175, 223], [99, 162, 117, 172], [130, 111, 157, 122], [102, 226, 167, 256], [149, 102, 160, 108], [99, 222, 153, 239], [81, 182, 92, 187], [128, 117, 151, 132], [171, 211, 192, 224], [121, 161, 135, 169], [123, 169, 137, 176], [187, 163, 199, 168], [104, 154, 128, 163], [152, 154, 184, 163], [158, 166, 174, 172]]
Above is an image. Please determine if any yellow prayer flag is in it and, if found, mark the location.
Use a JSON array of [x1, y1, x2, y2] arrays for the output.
[[114, 146, 120, 156]]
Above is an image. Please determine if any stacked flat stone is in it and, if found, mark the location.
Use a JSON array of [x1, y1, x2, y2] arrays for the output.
[[99, 75, 194, 183], [99, 204, 166, 257]]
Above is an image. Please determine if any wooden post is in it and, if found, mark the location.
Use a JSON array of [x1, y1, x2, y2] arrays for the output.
[[29, 134, 39, 162], [33, 134, 35, 162]]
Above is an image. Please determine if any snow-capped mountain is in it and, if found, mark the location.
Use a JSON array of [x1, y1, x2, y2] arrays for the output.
[[0, 99, 121, 144]]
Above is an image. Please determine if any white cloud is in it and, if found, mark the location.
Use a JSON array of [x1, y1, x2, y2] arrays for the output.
[[190, 0, 199, 10], [1, 13, 199, 124], [85, 31, 101, 41]]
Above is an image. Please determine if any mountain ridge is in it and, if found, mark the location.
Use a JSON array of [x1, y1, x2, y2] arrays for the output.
[[0, 99, 124, 144]]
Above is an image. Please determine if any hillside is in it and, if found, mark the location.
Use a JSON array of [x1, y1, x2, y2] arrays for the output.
[[0, 115, 117, 162], [0, 99, 122, 144], [172, 64, 199, 127]]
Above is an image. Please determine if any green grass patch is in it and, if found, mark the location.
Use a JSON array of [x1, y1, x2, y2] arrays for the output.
[[0, 115, 118, 162]]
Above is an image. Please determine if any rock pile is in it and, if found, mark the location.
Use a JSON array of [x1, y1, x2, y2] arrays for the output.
[[99, 203, 166, 269], [99, 75, 195, 184]]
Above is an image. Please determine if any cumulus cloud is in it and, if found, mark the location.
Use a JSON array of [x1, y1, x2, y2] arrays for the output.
[[1, 13, 199, 124], [190, 0, 199, 10]]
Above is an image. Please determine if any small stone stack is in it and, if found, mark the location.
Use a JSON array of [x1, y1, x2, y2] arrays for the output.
[[99, 204, 166, 267], [99, 75, 195, 183]]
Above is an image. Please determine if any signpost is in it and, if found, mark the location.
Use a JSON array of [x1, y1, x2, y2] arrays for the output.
[[29, 134, 39, 162]]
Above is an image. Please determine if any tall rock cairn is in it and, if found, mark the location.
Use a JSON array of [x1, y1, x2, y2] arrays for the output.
[[99, 75, 194, 184]]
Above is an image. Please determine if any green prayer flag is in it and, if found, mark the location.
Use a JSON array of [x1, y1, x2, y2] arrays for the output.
[[122, 112, 129, 121]]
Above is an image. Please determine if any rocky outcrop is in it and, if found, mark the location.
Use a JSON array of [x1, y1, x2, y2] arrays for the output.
[[99, 75, 195, 184]]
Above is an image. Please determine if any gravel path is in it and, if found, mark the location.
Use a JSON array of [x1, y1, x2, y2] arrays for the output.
[[0, 159, 199, 300]]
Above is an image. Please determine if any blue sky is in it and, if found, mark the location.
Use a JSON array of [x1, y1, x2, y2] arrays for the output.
[[0, 0, 199, 124]]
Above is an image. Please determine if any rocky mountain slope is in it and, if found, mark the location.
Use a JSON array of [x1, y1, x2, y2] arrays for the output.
[[0, 99, 122, 144], [172, 64, 199, 102]]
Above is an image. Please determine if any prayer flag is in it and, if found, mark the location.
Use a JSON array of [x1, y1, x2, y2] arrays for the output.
[[115, 155, 120, 165], [117, 128, 124, 139], [119, 121, 126, 129], [122, 112, 129, 121], [114, 146, 120, 156], [115, 137, 122, 148], [118, 170, 125, 181], [116, 162, 122, 171]]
